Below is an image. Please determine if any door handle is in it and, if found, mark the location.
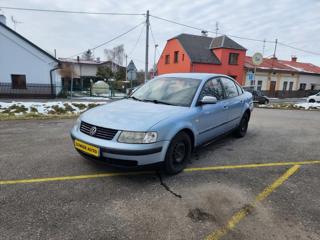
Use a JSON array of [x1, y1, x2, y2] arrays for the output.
[[223, 105, 229, 110]]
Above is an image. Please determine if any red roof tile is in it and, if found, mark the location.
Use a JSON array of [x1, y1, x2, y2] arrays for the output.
[[245, 56, 320, 75]]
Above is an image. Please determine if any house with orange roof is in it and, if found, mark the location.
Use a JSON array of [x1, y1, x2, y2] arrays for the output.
[[244, 56, 320, 97], [157, 34, 247, 85]]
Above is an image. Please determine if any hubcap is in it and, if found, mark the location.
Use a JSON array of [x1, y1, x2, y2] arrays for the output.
[[241, 118, 248, 133], [173, 142, 186, 163]]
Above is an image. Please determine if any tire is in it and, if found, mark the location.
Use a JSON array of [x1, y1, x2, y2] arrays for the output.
[[309, 99, 315, 103], [265, 99, 269, 104], [164, 132, 191, 174], [233, 113, 249, 138]]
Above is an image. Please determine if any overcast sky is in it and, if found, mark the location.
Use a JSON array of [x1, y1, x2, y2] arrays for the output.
[[1, 0, 320, 69]]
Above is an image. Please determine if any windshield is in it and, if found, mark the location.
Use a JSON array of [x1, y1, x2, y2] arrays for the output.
[[131, 77, 201, 107]]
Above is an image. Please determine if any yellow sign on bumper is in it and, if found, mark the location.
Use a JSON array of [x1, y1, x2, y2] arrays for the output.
[[74, 139, 100, 157]]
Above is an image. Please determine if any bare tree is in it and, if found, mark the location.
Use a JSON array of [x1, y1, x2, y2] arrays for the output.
[[82, 49, 94, 61], [59, 63, 78, 79], [104, 44, 125, 72], [58, 62, 79, 98]]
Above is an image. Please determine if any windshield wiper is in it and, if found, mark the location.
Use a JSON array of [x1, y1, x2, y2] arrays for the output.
[[142, 99, 175, 106], [128, 96, 142, 101]]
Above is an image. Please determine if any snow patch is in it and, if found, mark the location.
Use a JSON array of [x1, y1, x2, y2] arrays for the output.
[[0, 101, 106, 115], [294, 102, 320, 110]]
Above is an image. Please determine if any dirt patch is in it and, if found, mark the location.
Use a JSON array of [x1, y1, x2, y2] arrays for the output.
[[187, 208, 216, 222]]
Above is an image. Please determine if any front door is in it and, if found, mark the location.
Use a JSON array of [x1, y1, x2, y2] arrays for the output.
[[269, 81, 276, 97], [195, 78, 228, 144]]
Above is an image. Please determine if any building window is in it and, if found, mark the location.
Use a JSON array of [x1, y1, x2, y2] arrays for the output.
[[174, 51, 179, 63], [282, 81, 288, 91], [289, 82, 293, 92], [182, 54, 185, 61], [228, 53, 239, 65], [11, 74, 27, 89], [257, 80, 263, 91], [299, 83, 306, 90], [165, 54, 170, 64]]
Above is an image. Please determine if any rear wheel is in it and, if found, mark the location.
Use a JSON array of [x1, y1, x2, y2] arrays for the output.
[[164, 132, 191, 174], [234, 113, 249, 138]]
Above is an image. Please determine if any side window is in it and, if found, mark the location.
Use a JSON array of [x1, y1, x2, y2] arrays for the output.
[[221, 78, 239, 98], [199, 78, 224, 101], [235, 82, 243, 95]]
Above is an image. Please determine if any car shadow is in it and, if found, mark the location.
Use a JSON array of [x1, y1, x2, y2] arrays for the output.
[[81, 132, 237, 176]]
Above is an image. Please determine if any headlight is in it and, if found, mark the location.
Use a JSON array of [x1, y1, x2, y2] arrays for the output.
[[118, 131, 158, 144]]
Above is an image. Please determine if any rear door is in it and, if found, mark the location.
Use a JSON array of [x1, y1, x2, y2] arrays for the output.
[[220, 77, 243, 130]]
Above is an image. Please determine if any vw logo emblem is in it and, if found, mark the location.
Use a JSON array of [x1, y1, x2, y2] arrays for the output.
[[89, 126, 97, 136]]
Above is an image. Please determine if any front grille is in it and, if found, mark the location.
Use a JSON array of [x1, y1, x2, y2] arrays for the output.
[[80, 121, 118, 140]]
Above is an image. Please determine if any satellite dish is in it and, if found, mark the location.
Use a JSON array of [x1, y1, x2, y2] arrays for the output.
[[252, 52, 263, 66]]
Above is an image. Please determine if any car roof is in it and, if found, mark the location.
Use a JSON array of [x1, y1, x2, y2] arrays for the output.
[[157, 73, 228, 81]]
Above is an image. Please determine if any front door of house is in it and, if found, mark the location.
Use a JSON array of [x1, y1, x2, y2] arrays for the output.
[[269, 81, 276, 97]]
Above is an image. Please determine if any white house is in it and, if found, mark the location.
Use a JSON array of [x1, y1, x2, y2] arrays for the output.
[[244, 56, 320, 97], [58, 57, 125, 91], [0, 15, 60, 98]]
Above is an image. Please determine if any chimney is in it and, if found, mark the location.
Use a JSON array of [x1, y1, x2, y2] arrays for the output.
[[96, 57, 100, 63], [0, 14, 6, 25], [291, 55, 297, 62], [77, 56, 80, 62]]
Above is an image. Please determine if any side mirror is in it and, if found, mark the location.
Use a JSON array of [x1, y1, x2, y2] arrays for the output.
[[200, 96, 217, 105]]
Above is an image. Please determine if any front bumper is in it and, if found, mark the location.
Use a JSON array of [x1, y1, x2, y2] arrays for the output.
[[70, 126, 170, 166]]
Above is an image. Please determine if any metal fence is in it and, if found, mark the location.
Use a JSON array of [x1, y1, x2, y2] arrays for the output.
[[260, 90, 319, 98], [0, 81, 135, 99], [0, 83, 55, 98], [2, 82, 317, 99]]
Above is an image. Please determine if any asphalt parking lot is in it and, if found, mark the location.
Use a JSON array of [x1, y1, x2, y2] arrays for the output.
[[1, 108, 320, 240]]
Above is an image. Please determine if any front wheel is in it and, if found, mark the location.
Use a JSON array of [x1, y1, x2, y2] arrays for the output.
[[309, 99, 315, 103], [233, 113, 249, 138], [164, 132, 191, 174]]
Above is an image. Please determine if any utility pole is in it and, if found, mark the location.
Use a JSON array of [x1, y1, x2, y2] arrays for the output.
[[262, 39, 266, 56], [273, 38, 278, 58], [144, 10, 150, 83]]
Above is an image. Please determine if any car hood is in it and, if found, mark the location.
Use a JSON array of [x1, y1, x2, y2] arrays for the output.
[[81, 99, 188, 131]]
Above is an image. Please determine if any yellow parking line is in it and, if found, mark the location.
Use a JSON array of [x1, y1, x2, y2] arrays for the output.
[[204, 165, 301, 240], [0, 171, 154, 185], [184, 160, 320, 172], [0, 160, 319, 186]]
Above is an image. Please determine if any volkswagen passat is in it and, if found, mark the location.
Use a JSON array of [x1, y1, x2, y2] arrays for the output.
[[71, 73, 253, 174]]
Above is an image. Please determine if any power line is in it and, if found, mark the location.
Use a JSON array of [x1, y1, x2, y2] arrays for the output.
[[150, 14, 204, 32], [0, 6, 145, 16], [277, 42, 320, 56], [150, 14, 320, 56], [68, 21, 145, 58], [149, 22, 160, 55], [3, 6, 320, 57], [150, 14, 273, 43], [128, 22, 145, 56]]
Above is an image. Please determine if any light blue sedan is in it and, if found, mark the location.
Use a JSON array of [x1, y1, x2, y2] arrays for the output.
[[71, 73, 253, 174]]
